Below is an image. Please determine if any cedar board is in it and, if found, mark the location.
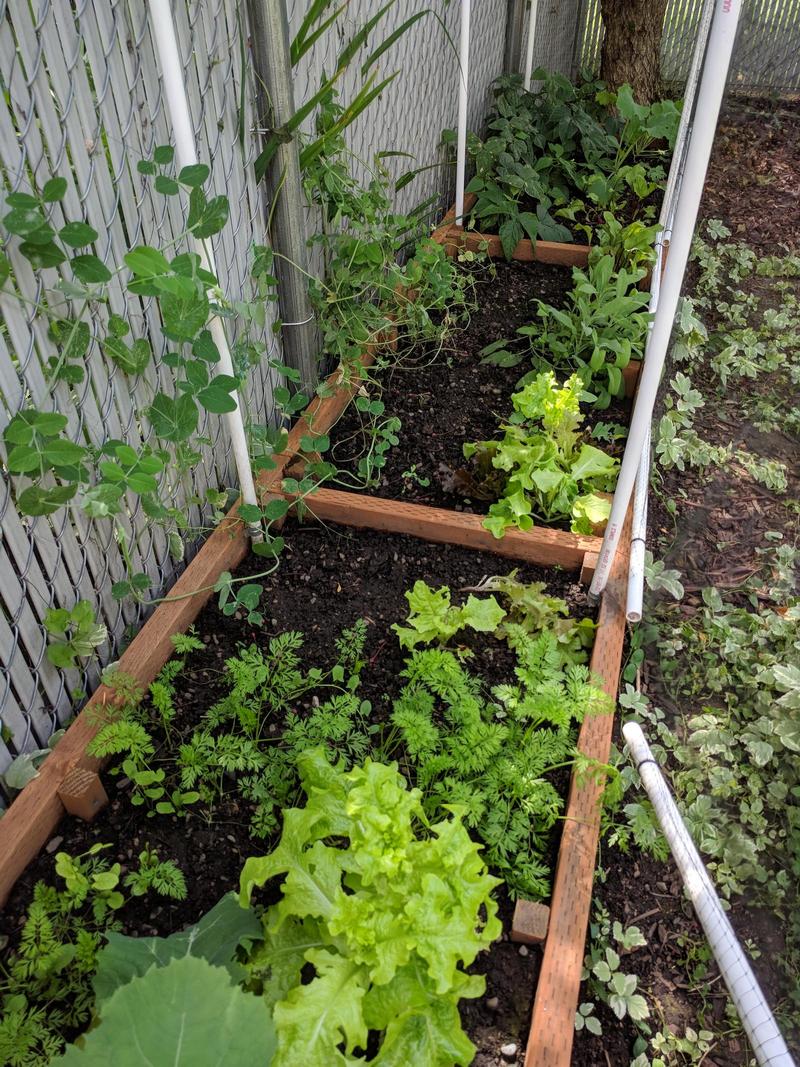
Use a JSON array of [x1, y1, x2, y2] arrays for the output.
[[524, 507, 633, 1066]]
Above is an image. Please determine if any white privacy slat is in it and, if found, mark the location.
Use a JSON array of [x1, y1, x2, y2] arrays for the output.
[[1, 0, 290, 803]]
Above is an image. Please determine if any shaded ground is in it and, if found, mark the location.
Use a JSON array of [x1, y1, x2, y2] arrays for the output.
[[702, 98, 800, 250], [573, 95, 800, 1066]]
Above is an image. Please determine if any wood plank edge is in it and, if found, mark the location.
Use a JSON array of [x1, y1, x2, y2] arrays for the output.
[[523, 510, 632, 1067], [283, 487, 602, 572], [437, 198, 590, 266]]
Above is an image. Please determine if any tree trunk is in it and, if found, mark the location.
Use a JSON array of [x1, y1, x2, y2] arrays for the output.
[[600, 0, 668, 103]]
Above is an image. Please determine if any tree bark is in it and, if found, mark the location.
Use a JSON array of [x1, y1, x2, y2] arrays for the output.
[[600, 0, 668, 103]]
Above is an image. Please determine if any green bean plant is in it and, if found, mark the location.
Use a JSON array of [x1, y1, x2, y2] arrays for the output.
[[447, 70, 679, 257]]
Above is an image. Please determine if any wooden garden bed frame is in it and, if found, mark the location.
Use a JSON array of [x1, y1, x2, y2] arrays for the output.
[[0, 232, 632, 1067], [434, 194, 592, 265]]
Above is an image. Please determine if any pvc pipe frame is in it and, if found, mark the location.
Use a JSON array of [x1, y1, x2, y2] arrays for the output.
[[590, 0, 742, 597], [147, 0, 259, 512], [454, 0, 471, 224], [522, 0, 539, 90], [625, 0, 717, 620], [623, 723, 796, 1067]]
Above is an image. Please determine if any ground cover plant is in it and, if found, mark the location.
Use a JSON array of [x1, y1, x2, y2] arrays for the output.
[[571, 98, 800, 1067]]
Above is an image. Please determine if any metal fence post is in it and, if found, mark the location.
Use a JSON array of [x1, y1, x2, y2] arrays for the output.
[[504, 0, 526, 73], [247, 0, 320, 396]]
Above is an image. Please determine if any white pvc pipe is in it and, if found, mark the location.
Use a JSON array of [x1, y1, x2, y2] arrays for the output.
[[660, 0, 717, 239], [625, 227, 664, 622], [623, 723, 796, 1067], [454, 0, 471, 224], [589, 0, 741, 597], [522, 0, 539, 90], [624, 0, 715, 620], [624, 233, 665, 623], [148, 0, 259, 511], [626, 425, 650, 622]]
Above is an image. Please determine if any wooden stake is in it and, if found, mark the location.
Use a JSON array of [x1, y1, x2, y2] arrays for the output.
[[512, 900, 550, 944], [580, 551, 600, 585], [57, 768, 108, 822]]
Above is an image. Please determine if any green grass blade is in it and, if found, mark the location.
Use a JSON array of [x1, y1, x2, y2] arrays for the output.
[[360, 12, 426, 75]]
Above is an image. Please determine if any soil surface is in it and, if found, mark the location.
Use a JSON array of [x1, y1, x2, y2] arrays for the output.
[[702, 97, 800, 252], [329, 258, 631, 517], [0, 521, 592, 1065]]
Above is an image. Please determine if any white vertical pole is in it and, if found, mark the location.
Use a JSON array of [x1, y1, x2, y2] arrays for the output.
[[147, 0, 259, 512], [523, 0, 539, 90], [624, 723, 796, 1067], [455, 0, 472, 224], [624, 0, 717, 620], [589, 0, 742, 597], [625, 422, 650, 622]]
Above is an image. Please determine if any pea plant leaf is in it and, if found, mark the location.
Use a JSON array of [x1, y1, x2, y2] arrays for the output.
[[148, 392, 199, 442]]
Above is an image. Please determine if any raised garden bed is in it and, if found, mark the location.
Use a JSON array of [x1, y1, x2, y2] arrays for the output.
[[0, 500, 630, 1066], [327, 254, 639, 517], [0, 317, 631, 1064], [0, 79, 652, 1057]]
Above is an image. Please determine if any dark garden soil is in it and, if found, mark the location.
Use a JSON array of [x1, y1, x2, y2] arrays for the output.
[[328, 257, 632, 519], [702, 96, 800, 254], [572, 98, 800, 1066], [0, 520, 593, 1065]]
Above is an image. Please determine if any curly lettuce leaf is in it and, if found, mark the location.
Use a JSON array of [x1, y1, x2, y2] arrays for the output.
[[240, 748, 499, 1066]]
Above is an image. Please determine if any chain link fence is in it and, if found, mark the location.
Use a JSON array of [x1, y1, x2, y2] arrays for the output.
[[286, 0, 508, 218], [0, 0, 283, 789], [0, 0, 508, 794], [564, 0, 800, 93]]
